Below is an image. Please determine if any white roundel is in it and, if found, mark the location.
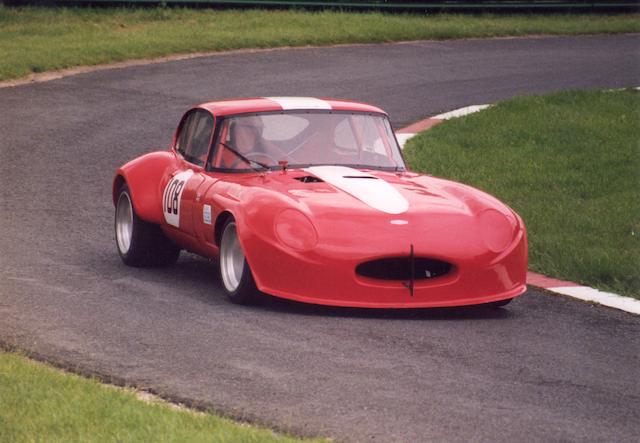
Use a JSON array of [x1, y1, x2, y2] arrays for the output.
[[162, 170, 194, 228]]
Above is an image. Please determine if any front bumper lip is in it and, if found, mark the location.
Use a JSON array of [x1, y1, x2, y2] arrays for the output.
[[261, 283, 527, 309]]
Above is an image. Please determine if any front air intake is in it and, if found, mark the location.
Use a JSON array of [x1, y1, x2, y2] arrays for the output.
[[294, 176, 323, 183], [356, 257, 452, 281]]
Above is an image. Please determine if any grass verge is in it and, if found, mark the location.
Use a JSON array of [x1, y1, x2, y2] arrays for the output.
[[0, 351, 324, 443], [404, 89, 639, 298], [0, 6, 639, 82]]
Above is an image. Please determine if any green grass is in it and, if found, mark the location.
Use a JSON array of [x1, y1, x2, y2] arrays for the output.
[[404, 89, 640, 298], [0, 6, 639, 81], [0, 351, 324, 443]]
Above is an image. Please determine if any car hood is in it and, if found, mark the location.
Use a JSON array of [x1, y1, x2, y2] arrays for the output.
[[250, 165, 509, 217]]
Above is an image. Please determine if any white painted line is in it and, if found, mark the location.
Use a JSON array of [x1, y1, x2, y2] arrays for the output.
[[605, 86, 640, 92], [434, 104, 491, 120], [550, 286, 640, 315], [395, 133, 416, 149]]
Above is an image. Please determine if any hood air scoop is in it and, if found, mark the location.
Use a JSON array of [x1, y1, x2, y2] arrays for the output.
[[294, 175, 324, 183]]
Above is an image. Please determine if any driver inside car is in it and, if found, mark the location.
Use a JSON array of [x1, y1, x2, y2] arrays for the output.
[[217, 117, 283, 169], [225, 118, 262, 168], [232, 119, 261, 156]]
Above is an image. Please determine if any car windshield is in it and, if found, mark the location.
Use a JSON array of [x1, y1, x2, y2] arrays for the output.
[[210, 111, 406, 171]]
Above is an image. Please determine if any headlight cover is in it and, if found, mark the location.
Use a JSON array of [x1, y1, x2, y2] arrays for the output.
[[479, 208, 515, 253], [274, 209, 318, 251]]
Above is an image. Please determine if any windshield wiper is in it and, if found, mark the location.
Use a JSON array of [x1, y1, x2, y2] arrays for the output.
[[220, 142, 270, 172]]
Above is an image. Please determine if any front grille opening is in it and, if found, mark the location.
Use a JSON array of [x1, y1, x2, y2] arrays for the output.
[[294, 175, 323, 183], [356, 257, 452, 281]]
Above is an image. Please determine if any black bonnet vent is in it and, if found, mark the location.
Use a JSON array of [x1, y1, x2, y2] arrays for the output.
[[295, 176, 324, 183], [356, 257, 452, 281], [342, 175, 378, 179]]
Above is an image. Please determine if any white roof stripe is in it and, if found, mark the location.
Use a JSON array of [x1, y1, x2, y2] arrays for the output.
[[266, 97, 332, 110]]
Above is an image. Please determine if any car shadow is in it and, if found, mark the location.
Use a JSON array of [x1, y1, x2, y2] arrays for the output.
[[251, 291, 517, 321], [114, 254, 519, 321]]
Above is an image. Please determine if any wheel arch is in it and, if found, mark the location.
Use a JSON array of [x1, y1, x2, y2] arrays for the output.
[[214, 210, 234, 246], [211, 189, 284, 295], [112, 151, 176, 225], [112, 174, 126, 205]]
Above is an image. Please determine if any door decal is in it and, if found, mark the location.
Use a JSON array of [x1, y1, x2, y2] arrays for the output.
[[162, 169, 194, 228]]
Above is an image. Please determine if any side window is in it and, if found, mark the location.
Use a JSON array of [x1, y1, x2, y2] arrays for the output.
[[175, 110, 214, 167], [176, 113, 195, 156]]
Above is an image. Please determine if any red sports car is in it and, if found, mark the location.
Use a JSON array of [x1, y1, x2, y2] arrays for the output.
[[113, 97, 527, 308]]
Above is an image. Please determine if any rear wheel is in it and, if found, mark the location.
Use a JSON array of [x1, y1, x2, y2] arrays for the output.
[[219, 219, 258, 304], [115, 184, 180, 267]]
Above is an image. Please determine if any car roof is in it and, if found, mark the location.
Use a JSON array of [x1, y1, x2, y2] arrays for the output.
[[197, 97, 387, 116]]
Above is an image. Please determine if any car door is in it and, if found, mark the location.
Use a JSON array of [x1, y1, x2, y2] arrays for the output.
[[162, 109, 216, 238]]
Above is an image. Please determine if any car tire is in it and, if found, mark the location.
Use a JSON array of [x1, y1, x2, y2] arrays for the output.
[[115, 184, 180, 267], [219, 218, 258, 304]]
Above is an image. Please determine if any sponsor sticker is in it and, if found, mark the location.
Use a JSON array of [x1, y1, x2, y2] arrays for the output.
[[203, 204, 212, 225]]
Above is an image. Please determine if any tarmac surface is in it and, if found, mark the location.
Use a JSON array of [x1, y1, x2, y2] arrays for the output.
[[1, 34, 639, 442]]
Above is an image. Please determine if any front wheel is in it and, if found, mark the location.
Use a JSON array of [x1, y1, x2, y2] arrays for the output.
[[219, 219, 258, 304], [115, 184, 180, 267]]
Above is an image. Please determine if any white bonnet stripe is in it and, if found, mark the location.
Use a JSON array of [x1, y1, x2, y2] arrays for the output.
[[305, 166, 409, 215]]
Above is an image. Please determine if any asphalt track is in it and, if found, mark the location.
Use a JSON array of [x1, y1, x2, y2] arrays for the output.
[[1, 35, 639, 442]]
